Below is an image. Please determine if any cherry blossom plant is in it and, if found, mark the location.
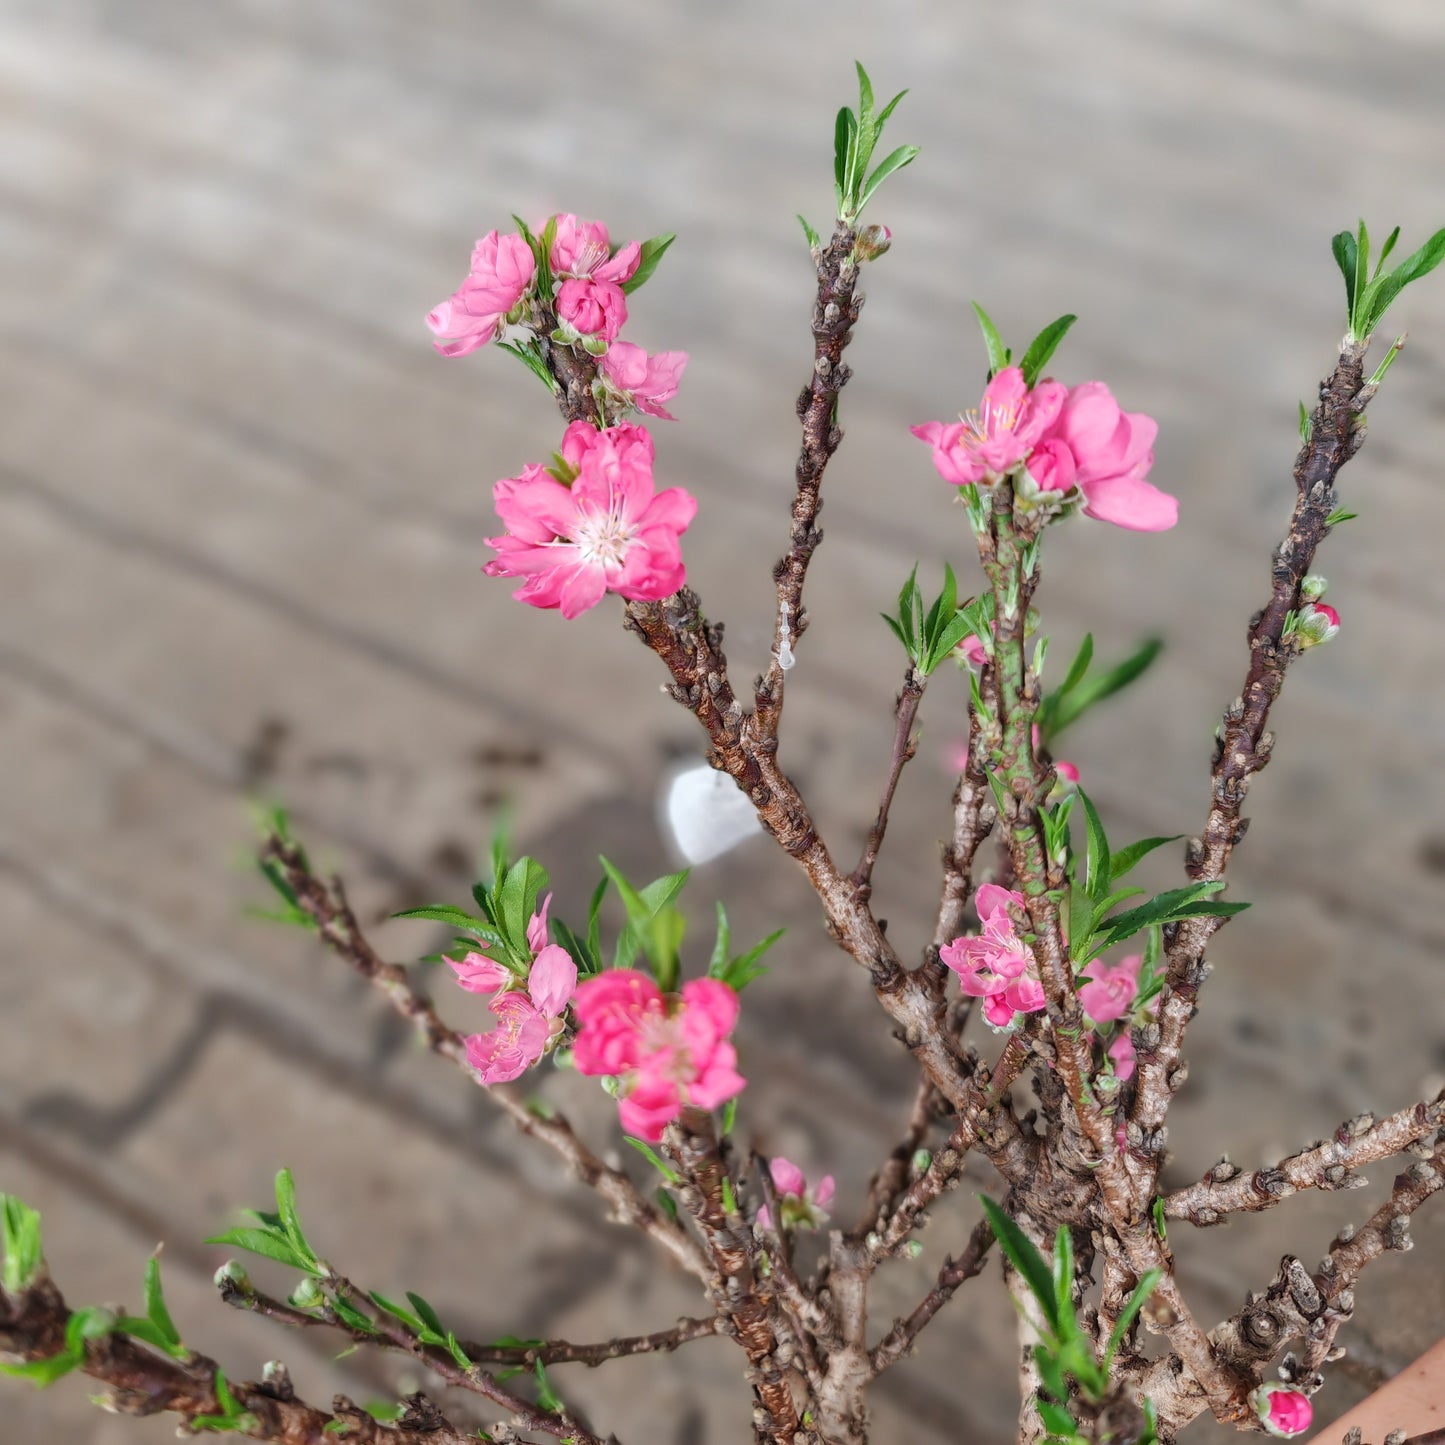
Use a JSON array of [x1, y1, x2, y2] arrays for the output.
[[6, 64, 1445, 1445]]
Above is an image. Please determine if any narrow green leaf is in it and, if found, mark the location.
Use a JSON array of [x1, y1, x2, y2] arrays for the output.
[[1076, 790, 1111, 900], [970, 302, 1010, 376], [329, 1294, 379, 1335], [114, 1315, 186, 1357], [1331, 229, 1358, 320], [1353, 218, 1371, 333], [1066, 881, 1093, 964], [2, 1195, 44, 1293], [1035, 1346, 1069, 1406], [446, 1331, 472, 1368], [143, 1256, 182, 1352], [203, 1228, 310, 1272], [833, 107, 852, 196], [979, 1196, 1059, 1333], [1103, 1268, 1162, 1369], [1047, 637, 1164, 738], [367, 1291, 424, 1335], [273, 1170, 313, 1266], [857, 144, 920, 213], [534, 1358, 563, 1413], [621, 233, 676, 296], [1051, 1226, 1076, 1338], [797, 214, 821, 251], [1055, 632, 1093, 703], [1324, 506, 1358, 527], [1107, 835, 1181, 885], [64, 1307, 115, 1357], [1037, 1399, 1078, 1438], [720, 1097, 738, 1137], [1298, 401, 1312, 444], [1365, 226, 1445, 334], [0, 1351, 81, 1386], [624, 1136, 681, 1184], [1373, 224, 1401, 278], [1086, 886, 1146, 931], [708, 902, 732, 979], [1018, 314, 1078, 389], [719, 928, 784, 992], [392, 904, 498, 938], [875, 88, 909, 126], [854, 60, 874, 117], [654, 1186, 679, 1223]]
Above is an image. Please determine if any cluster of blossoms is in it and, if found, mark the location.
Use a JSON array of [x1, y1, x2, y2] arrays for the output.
[[453, 894, 578, 1084], [940, 884, 1048, 1030], [913, 366, 1178, 532], [756, 1157, 835, 1232], [427, 215, 695, 618], [572, 970, 745, 1141]]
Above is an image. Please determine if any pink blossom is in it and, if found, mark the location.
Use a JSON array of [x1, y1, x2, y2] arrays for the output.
[[1022, 438, 1077, 495], [1049, 382, 1177, 532], [940, 884, 1048, 1030], [1108, 1031, 1137, 1082], [556, 277, 628, 342], [1254, 1385, 1313, 1437], [549, 215, 641, 286], [911, 368, 1066, 486], [956, 633, 989, 667], [600, 342, 689, 420], [464, 944, 578, 1084], [572, 970, 745, 1141], [1296, 601, 1340, 648], [484, 422, 696, 618], [426, 231, 535, 358], [1078, 955, 1142, 1025], [757, 1157, 836, 1232]]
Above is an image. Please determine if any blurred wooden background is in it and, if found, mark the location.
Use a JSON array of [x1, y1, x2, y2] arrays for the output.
[[3, 1, 1445, 1439]]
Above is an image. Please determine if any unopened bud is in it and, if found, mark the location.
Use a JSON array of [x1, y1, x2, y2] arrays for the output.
[[1300, 574, 1328, 602], [1294, 602, 1340, 649], [288, 1276, 324, 1310], [213, 1260, 251, 1292], [910, 1148, 933, 1177], [854, 224, 892, 262]]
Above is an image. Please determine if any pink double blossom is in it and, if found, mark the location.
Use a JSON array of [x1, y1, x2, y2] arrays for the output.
[[912, 367, 1178, 532], [485, 421, 696, 618], [939, 884, 1048, 1030], [955, 632, 989, 668], [426, 231, 536, 358], [550, 215, 640, 344], [600, 341, 689, 420], [757, 1157, 835, 1232], [1078, 954, 1141, 1025], [911, 368, 1066, 486], [1253, 1385, 1313, 1437], [572, 970, 745, 1141], [464, 944, 578, 1085]]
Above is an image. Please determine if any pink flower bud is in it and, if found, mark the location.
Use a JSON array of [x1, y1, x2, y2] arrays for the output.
[[1296, 601, 1340, 648], [1253, 1385, 1313, 1437]]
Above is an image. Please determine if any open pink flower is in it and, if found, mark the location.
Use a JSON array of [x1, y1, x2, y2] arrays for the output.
[[940, 884, 1048, 1030], [1253, 1385, 1313, 1437], [1048, 382, 1177, 531], [557, 277, 628, 342], [484, 422, 696, 618], [550, 215, 641, 286], [911, 368, 1066, 486], [1078, 955, 1142, 1025], [757, 1157, 836, 1232], [572, 970, 745, 1141], [426, 231, 535, 358], [464, 944, 578, 1084], [449, 893, 552, 994], [600, 342, 688, 420]]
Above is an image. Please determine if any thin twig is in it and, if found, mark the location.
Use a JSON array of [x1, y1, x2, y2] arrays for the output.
[[852, 667, 926, 897]]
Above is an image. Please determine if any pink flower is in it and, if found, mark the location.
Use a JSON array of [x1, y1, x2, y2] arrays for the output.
[[1022, 438, 1077, 495], [1048, 382, 1177, 532], [956, 633, 989, 667], [911, 367, 1067, 486], [600, 342, 689, 420], [556, 277, 628, 342], [1108, 1031, 1137, 1082], [426, 231, 535, 358], [1296, 601, 1340, 648], [940, 884, 1048, 1030], [1253, 1385, 1313, 1437], [550, 215, 641, 286], [449, 893, 552, 994], [757, 1157, 836, 1232], [572, 970, 746, 1141], [1078, 955, 1142, 1025], [484, 422, 696, 618], [464, 944, 578, 1084]]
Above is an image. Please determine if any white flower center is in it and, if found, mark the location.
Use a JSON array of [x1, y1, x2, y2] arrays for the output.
[[572, 504, 637, 568], [960, 396, 1021, 448]]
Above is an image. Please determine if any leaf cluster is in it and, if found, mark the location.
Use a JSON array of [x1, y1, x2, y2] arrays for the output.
[[1332, 219, 1445, 342], [833, 63, 918, 224], [206, 1168, 325, 1278], [1035, 633, 1163, 747], [882, 564, 984, 675], [980, 1198, 1159, 1443], [972, 304, 1078, 388]]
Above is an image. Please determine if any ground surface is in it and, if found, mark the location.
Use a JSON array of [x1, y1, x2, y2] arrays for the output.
[[3, 2, 1445, 1441]]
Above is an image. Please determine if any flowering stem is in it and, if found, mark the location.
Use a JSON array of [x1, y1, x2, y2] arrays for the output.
[[756, 222, 863, 738]]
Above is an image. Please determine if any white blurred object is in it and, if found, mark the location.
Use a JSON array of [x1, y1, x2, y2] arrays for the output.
[[661, 761, 764, 865]]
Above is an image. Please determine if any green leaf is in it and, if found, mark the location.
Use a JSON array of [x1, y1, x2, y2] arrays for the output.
[[621, 233, 677, 296], [1094, 883, 1249, 950], [329, 1294, 378, 1335], [717, 928, 784, 993], [1076, 790, 1111, 900], [1051, 1226, 1076, 1341], [363, 1401, 405, 1423], [833, 105, 857, 202], [857, 144, 920, 213], [496, 340, 560, 395], [406, 1293, 447, 1340], [497, 857, 551, 960], [1035, 1346, 1069, 1406], [64, 1307, 115, 1357], [1331, 228, 1359, 321], [1373, 224, 1401, 278], [1152, 1195, 1168, 1241], [1087, 886, 1146, 930], [203, 1228, 311, 1273], [549, 917, 599, 980], [797, 214, 821, 251], [2, 1194, 44, 1293], [979, 1196, 1059, 1334], [1037, 1399, 1078, 1438], [854, 60, 875, 118], [708, 902, 732, 978], [1044, 638, 1164, 740], [624, 1137, 681, 1184], [367, 1292, 424, 1334], [1103, 1268, 1161, 1369], [720, 1097, 738, 1137], [1054, 633, 1093, 708], [1363, 226, 1445, 334], [1107, 835, 1182, 885], [1298, 401, 1312, 444], [1353, 218, 1371, 333], [446, 1331, 472, 1368], [971, 302, 1011, 376], [586, 874, 607, 971], [0, 1351, 81, 1386], [142, 1256, 183, 1354], [273, 1170, 316, 1270], [534, 1358, 563, 1413], [392, 904, 500, 941], [600, 859, 690, 979], [654, 1186, 679, 1223], [1324, 506, 1358, 527], [1018, 314, 1077, 389]]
